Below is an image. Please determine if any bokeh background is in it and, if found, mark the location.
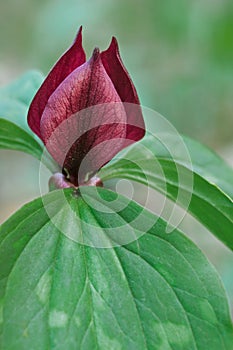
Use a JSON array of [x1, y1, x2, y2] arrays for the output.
[[0, 0, 233, 313]]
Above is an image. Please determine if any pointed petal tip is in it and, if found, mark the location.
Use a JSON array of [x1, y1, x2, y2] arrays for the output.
[[92, 47, 100, 61], [111, 36, 118, 48], [103, 36, 119, 54], [74, 26, 83, 45], [28, 25, 86, 139]]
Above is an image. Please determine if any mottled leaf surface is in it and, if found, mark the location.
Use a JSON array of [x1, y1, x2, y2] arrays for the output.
[[0, 188, 232, 349], [99, 134, 233, 250]]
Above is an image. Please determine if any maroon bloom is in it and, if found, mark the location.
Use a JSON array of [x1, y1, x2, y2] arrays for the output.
[[28, 27, 145, 187]]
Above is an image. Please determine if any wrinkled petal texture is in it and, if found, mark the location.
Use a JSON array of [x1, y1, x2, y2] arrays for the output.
[[28, 27, 86, 138], [41, 50, 127, 185]]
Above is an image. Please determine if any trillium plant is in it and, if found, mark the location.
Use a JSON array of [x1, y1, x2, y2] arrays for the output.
[[0, 27, 233, 349]]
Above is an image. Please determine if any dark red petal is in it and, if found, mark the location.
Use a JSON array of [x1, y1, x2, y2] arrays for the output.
[[28, 26, 86, 138], [40, 49, 127, 185], [101, 37, 145, 141]]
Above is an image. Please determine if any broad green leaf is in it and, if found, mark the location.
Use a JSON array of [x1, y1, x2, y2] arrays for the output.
[[141, 134, 233, 199], [0, 187, 232, 349], [0, 118, 42, 160], [0, 118, 58, 173], [0, 70, 44, 136], [0, 70, 58, 172], [99, 134, 233, 250], [0, 70, 44, 106], [181, 136, 233, 199]]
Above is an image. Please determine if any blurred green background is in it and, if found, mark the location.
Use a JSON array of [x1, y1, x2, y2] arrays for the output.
[[0, 0, 233, 312], [1, 0, 233, 147]]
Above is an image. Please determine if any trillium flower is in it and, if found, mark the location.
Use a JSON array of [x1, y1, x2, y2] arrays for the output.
[[28, 27, 145, 188]]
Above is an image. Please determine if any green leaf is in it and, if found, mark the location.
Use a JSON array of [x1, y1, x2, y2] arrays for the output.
[[0, 187, 232, 349], [0, 70, 44, 106], [0, 71, 59, 172], [99, 134, 233, 250], [0, 118, 42, 160], [0, 118, 58, 173], [0, 70, 44, 135], [151, 134, 233, 199]]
